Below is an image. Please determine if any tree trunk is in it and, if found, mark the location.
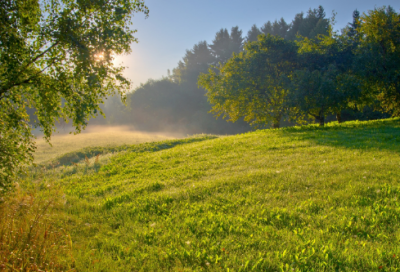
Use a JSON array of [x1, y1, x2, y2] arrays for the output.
[[272, 115, 281, 129], [336, 112, 342, 123], [315, 116, 325, 126], [315, 108, 325, 127], [319, 116, 325, 126]]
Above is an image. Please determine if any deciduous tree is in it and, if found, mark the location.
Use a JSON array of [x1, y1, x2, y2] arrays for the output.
[[0, 0, 149, 192], [199, 35, 299, 128], [356, 6, 400, 116], [288, 33, 362, 126]]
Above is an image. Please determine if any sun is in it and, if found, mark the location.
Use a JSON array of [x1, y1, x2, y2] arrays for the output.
[[95, 52, 104, 61]]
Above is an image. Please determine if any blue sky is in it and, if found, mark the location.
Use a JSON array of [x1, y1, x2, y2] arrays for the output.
[[117, 0, 400, 89]]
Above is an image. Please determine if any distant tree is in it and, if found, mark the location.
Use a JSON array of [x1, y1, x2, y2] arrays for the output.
[[199, 35, 299, 128], [128, 79, 190, 130], [124, 73, 251, 134], [209, 27, 244, 64], [0, 0, 148, 192], [317, 5, 326, 19], [160, 30, 250, 134], [261, 18, 289, 38], [229, 26, 244, 55], [276, 18, 290, 38], [347, 9, 360, 39], [287, 12, 304, 40], [286, 6, 329, 40], [340, 10, 361, 55], [246, 24, 262, 42], [173, 41, 215, 84], [306, 6, 328, 38], [209, 28, 231, 64], [171, 41, 217, 124], [261, 21, 273, 36]]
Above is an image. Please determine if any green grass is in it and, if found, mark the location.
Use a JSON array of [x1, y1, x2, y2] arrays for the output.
[[21, 118, 400, 271]]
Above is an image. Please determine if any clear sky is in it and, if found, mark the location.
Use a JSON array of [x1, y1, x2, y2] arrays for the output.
[[116, 0, 400, 89]]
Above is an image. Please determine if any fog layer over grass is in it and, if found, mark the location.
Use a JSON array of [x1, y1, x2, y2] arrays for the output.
[[34, 126, 183, 164]]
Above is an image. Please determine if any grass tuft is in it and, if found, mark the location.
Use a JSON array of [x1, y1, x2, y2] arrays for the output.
[[0, 188, 74, 271]]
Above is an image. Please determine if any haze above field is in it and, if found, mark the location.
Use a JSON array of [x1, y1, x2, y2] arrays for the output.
[[34, 126, 182, 164], [121, 0, 400, 89]]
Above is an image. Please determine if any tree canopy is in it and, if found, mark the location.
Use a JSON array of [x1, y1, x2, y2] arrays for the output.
[[0, 0, 148, 192], [355, 6, 400, 116], [199, 35, 299, 128], [287, 30, 363, 125]]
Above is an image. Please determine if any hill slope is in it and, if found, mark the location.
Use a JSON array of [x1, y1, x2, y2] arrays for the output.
[[25, 119, 400, 271]]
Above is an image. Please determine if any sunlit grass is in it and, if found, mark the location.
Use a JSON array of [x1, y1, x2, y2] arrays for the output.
[[19, 118, 400, 271], [34, 126, 180, 164]]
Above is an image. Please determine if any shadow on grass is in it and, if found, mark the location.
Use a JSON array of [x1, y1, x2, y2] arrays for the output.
[[41, 135, 219, 167], [277, 118, 400, 152]]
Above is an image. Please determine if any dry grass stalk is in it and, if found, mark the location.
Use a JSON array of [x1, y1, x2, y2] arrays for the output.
[[84, 156, 90, 167], [94, 154, 100, 164], [0, 189, 74, 271]]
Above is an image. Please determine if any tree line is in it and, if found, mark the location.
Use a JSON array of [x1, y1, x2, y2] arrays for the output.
[[100, 5, 392, 132], [199, 6, 399, 128]]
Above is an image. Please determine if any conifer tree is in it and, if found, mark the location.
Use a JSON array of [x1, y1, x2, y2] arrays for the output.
[[246, 24, 262, 42], [209, 29, 231, 64], [230, 26, 244, 55]]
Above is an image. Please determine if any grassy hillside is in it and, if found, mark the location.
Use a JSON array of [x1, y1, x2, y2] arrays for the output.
[[20, 118, 400, 271]]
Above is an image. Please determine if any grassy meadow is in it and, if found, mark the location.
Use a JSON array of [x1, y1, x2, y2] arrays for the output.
[[33, 126, 179, 164], [11, 118, 400, 271]]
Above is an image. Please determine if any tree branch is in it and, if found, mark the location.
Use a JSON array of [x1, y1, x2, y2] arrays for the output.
[[0, 55, 60, 100], [19, 41, 60, 74]]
